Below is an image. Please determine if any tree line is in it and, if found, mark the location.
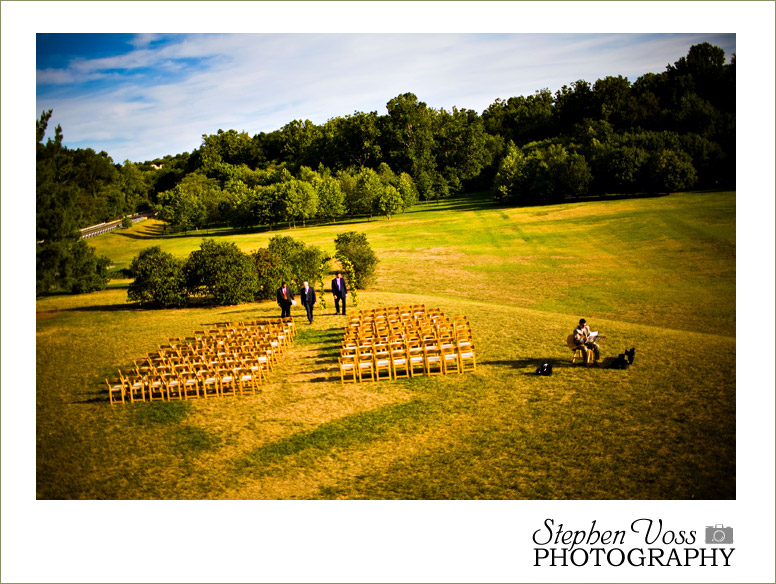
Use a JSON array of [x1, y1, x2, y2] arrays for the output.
[[127, 231, 378, 308], [155, 162, 419, 233], [36, 42, 734, 293]]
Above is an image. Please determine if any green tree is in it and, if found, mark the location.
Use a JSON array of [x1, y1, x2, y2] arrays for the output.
[[252, 247, 284, 300], [336, 168, 358, 215], [492, 141, 527, 203], [184, 239, 258, 305], [594, 144, 649, 193], [647, 149, 698, 193], [192, 129, 254, 174], [222, 179, 258, 229], [36, 110, 111, 295], [522, 142, 591, 202], [350, 167, 383, 218], [434, 106, 492, 194], [279, 119, 320, 167], [493, 141, 591, 204], [592, 75, 637, 129], [553, 80, 596, 129], [383, 93, 439, 200], [102, 160, 150, 219], [482, 90, 556, 146], [155, 175, 211, 233], [266, 235, 304, 286], [318, 111, 382, 170], [395, 172, 419, 210], [127, 246, 188, 307], [69, 147, 120, 224], [334, 231, 378, 289], [314, 174, 346, 223], [281, 178, 318, 227], [374, 184, 404, 219]]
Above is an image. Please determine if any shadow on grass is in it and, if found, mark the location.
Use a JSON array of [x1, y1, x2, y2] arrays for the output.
[[62, 303, 144, 313], [481, 358, 608, 372], [114, 230, 163, 240], [73, 394, 110, 404], [478, 358, 544, 369], [233, 398, 436, 475]]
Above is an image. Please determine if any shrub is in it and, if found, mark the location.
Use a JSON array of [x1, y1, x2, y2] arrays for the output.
[[184, 239, 258, 305], [252, 248, 284, 301], [253, 236, 330, 296], [334, 231, 378, 289], [127, 246, 188, 307]]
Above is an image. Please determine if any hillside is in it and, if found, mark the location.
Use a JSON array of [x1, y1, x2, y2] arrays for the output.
[[36, 191, 735, 499]]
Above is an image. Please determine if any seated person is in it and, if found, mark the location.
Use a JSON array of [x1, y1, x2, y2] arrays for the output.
[[573, 318, 601, 363]]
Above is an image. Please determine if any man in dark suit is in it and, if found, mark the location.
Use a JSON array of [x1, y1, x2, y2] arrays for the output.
[[300, 280, 317, 324], [331, 271, 348, 315], [276, 282, 294, 318]]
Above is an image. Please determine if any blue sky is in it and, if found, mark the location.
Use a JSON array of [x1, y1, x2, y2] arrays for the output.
[[36, 32, 735, 163]]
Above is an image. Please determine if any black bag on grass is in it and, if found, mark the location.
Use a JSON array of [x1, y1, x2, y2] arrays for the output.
[[535, 362, 553, 376]]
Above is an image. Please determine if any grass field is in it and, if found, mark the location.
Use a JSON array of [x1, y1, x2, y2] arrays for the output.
[[35, 190, 735, 499]]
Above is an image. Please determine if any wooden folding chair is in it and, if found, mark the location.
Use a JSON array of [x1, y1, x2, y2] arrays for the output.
[[133, 359, 152, 377], [162, 373, 182, 400], [373, 342, 392, 381], [146, 374, 166, 401], [239, 354, 266, 384], [389, 342, 410, 380], [440, 342, 461, 374], [339, 354, 358, 384], [356, 350, 376, 382], [120, 369, 146, 402], [235, 367, 258, 396], [255, 346, 274, 373], [566, 334, 593, 365], [423, 343, 443, 376], [458, 342, 477, 373], [180, 369, 200, 399], [105, 377, 125, 405], [216, 367, 237, 397], [198, 369, 221, 398], [406, 340, 426, 377]]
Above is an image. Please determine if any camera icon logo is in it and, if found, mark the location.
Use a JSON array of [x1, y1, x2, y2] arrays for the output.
[[705, 524, 734, 544]]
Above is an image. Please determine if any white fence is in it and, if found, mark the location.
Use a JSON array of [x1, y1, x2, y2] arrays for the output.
[[80, 211, 155, 239]]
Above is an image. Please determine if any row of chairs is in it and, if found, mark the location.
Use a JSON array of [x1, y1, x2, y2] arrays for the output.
[[338, 307, 476, 383], [338, 336, 476, 383], [346, 308, 470, 343], [106, 318, 294, 404], [106, 363, 262, 404]]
